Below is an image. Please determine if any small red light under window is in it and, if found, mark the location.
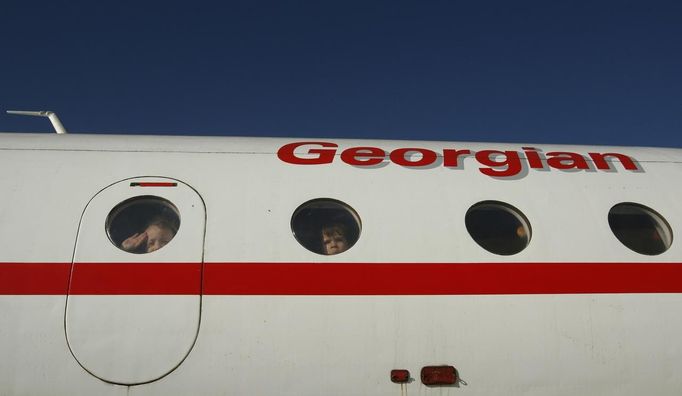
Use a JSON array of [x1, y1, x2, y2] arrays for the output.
[[390, 369, 410, 383], [421, 365, 457, 386]]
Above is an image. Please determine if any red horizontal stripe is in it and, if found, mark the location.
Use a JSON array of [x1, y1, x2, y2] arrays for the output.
[[204, 262, 682, 295], [1, 262, 681, 295], [0, 263, 71, 294], [70, 263, 201, 295]]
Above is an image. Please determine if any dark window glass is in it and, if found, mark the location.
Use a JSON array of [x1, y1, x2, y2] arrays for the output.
[[291, 199, 361, 255], [106, 196, 180, 254], [608, 203, 672, 255], [465, 201, 531, 255]]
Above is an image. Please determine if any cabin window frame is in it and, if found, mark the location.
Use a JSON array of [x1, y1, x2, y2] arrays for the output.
[[290, 198, 362, 256], [608, 202, 673, 256], [105, 195, 181, 254], [465, 200, 532, 256]]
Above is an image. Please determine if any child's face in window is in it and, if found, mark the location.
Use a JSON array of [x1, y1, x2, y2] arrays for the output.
[[145, 224, 174, 253], [322, 228, 348, 255]]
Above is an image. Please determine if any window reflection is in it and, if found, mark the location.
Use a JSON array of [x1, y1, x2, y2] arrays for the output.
[[609, 203, 672, 255], [465, 201, 531, 256]]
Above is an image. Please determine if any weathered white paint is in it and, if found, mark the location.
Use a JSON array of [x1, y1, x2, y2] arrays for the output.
[[0, 133, 681, 395]]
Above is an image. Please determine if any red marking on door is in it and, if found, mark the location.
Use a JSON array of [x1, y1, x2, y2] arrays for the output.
[[130, 182, 178, 187]]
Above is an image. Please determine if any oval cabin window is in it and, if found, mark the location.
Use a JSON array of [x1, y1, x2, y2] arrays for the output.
[[465, 201, 531, 256], [291, 198, 362, 255], [608, 203, 672, 255], [106, 196, 181, 254]]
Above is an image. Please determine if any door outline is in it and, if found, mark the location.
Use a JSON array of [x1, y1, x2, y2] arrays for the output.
[[64, 176, 207, 385]]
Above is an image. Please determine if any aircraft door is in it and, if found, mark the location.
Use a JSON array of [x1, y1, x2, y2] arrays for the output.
[[65, 177, 205, 385]]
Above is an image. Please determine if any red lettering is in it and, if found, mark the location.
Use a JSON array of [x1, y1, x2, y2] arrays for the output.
[[340, 147, 385, 166], [476, 150, 522, 177], [547, 152, 589, 170], [277, 142, 338, 165], [390, 148, 437, 167], [443, 149, 471, 167], [522, 147, 544, 169], [588, 153, 638, 171], [276, 142, 641, 177]]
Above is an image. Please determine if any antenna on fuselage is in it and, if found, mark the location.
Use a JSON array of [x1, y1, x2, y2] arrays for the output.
[[6, 110, 68, 134]]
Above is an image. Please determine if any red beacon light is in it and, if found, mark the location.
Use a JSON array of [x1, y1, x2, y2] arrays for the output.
[[421, 365, 457, 386], [390, 369, 410, 384]]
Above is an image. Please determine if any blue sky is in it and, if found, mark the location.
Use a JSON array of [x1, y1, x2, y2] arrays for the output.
[[1, 1, 680, 147]]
